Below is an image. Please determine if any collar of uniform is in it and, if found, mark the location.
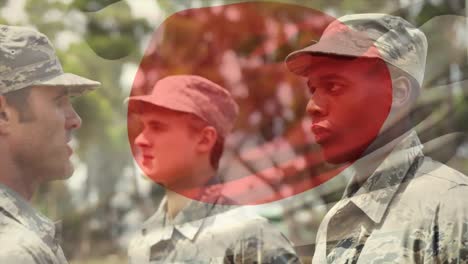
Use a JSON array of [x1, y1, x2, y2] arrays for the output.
[[0, 183, 58, 251], [142, 195, 221, 241], [347, 131, 424, 224], [141, 196, 171, 242], [171, 197, 220, 240]]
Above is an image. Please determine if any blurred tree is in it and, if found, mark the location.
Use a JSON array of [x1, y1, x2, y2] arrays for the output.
[[72, 0, 122, 12]]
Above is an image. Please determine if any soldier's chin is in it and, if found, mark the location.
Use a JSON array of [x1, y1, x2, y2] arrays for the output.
[[141, 166, 156, 179], [154, 180, 165, 187], [63, 162, 75, 178], [146, 172, 167, 187], [322, 147, 362, 164], [50, 163, 74, 181]]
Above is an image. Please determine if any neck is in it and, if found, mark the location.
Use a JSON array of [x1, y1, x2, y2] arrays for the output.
[[351, 123, 412, 189], [351, 140, 394, 187], [165, 190, 191, 220], [364, 117, 411, 156], [0, 155, 37, 200], [172, 161, 216, 197], [165, 163, 216, 219]]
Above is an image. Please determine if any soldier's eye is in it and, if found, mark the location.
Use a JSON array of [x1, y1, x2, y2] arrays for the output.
[[55, 96, 69, 106], [324, 82, 344, 93], [148, 121, 166, 131]]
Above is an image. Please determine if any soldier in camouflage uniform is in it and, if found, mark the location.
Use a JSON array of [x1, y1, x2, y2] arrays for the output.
[[285, 14, 468, 263], [0, 25, 100, 263], [126, 75, 300, 263]]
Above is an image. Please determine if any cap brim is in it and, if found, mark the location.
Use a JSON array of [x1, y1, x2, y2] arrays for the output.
[[38, 73, 100, 96], [285, 52, 330, 76], [286, 50, 364, 77], [285, 37, 380, 76]]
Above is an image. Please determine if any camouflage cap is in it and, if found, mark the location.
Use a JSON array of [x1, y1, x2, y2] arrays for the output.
[[128, 75, 239, 137], [0, 25, 100, 95], [285, 13, 428, 86]]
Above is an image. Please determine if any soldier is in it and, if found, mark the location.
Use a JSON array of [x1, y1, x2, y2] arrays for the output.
[[126, 75, 300, 263], [0, 25, 99, 263], [285, 14, 468, 263]]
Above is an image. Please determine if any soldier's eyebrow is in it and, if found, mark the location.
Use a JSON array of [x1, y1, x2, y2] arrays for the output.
[[53, 90, 69, 101], [146, 120, 170, 130], [319, 74, 348, 82]]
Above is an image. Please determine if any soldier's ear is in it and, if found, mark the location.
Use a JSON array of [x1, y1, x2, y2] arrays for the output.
[[0, 96, 12, 135], [197, 126, 218, 154], [391, 76, 411, 109]]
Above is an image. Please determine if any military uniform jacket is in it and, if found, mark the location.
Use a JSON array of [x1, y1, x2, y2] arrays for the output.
[[312, 131, 468, 263], [0, 184, 67, 264], [128, 196, 300, 263]]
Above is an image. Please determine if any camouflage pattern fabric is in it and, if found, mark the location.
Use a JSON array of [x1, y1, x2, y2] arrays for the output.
[[312, 131, 468, 263], [128, 195, 301, 263], [0, 184, 67, 264], [286, 14, 427, 86], [0, 25, 100, 95]]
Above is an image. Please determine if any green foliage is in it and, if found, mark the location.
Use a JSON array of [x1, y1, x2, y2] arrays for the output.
[[0, 0, 6, 8], [416, 0, 465, 26], [83, 1, 151, 59], [85, 33, 135, 60], [72, 0, 122, 12]]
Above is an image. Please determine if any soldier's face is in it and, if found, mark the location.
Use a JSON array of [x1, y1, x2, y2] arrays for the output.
[[305, 56, 392, 163], [133, 107, 200, 189], [8, 86, 82, 182]]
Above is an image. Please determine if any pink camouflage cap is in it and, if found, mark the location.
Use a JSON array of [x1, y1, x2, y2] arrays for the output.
[[127, 75, 239, 137]]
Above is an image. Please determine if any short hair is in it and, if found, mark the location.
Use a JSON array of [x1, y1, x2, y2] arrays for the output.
[[3, 87, 35, 122]]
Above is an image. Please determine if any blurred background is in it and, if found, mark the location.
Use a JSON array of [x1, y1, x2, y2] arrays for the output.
[[1, 0, 467, 263]]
